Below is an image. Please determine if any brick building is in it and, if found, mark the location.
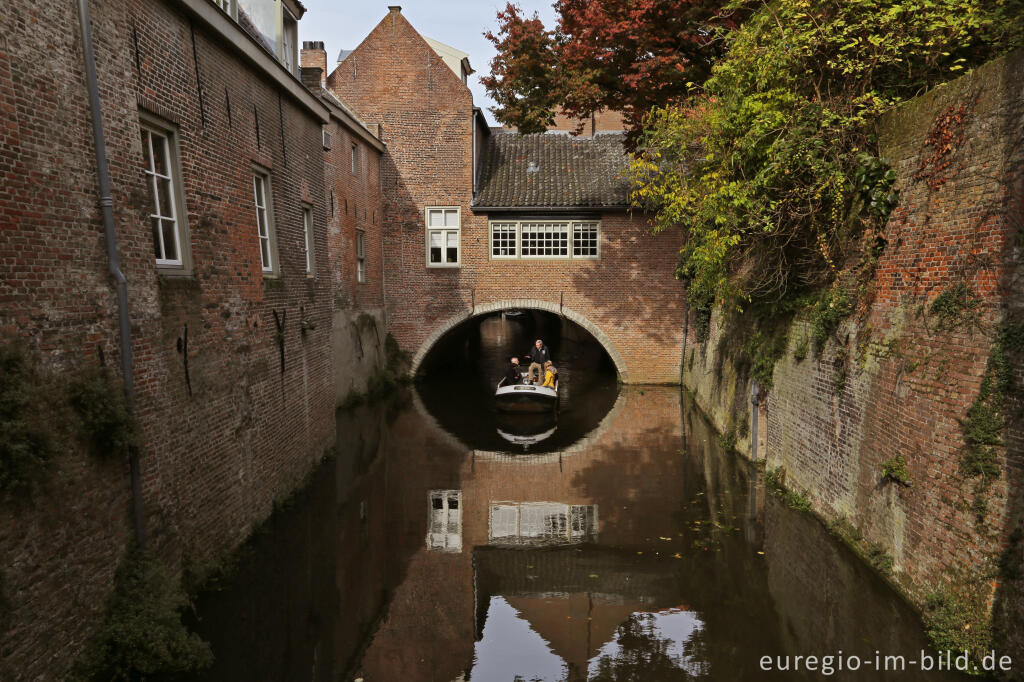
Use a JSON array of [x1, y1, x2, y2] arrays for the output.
[[312, 6, 686, 384], [0, 0, 344, 676]]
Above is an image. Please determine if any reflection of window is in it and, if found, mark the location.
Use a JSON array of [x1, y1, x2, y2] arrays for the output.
[[356, 229, 366, 283], [426, 207, 460, 267], [489, 502, 598, 545], [428, 490, 462, 552]]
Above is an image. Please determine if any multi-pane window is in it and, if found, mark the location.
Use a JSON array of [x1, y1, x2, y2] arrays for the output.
[[491, 222, 517, 258], [280, 8, 298, 75], [252, 171, 275, 273], [141, 125, 184, 267], [573, 222, 599, 258], [210, 0, 232, 13], [426, 207, 460, 266], [356, 229, 366, 283], [488, 502, 598, 546], [489, 221, 600, 260], [302, 206, 314, 275], [521, 222, 569, 258]]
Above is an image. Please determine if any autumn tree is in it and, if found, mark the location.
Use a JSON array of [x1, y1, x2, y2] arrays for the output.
[[482, 0, 739, 136]]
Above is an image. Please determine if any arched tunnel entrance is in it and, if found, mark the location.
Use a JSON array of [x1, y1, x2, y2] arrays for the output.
[[415, 308, 620, 453]]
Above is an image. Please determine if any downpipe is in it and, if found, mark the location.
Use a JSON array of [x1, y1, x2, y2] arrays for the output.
[[76, 0, 147, 548]]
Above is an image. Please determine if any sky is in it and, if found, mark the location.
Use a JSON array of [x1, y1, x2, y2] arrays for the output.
[[297, 0, 559, 125]]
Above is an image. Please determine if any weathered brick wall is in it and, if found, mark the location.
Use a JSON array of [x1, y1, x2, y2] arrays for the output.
[[325, 8, 686, 384], [0, 0, 337, 676], [684, 49, 1024, 640]]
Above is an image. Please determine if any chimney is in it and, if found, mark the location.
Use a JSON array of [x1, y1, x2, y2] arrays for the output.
[[300, 66, 322, 90], [388, 5, 401, 13], [300, 40, 327, 88]]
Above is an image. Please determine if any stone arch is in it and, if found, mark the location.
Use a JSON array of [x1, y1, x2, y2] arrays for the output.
[[409, 298, 628, 381]]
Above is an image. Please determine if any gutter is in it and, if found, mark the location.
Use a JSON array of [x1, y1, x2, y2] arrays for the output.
[[77, 0, 147, 548], [471, 205, 630, 213]]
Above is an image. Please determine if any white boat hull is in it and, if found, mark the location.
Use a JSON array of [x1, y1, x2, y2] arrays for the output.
[[495, 382, 558, 412]]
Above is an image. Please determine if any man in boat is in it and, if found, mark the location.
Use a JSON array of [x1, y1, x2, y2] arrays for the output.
[[527, 339, 550, 384], [504, 356, 523, 385]]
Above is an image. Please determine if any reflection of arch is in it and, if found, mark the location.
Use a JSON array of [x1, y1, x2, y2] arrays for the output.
[[410, 299, 627, 380]]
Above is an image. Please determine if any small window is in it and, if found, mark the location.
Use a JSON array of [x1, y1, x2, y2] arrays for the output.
[[281, 8, 298, 75], [210, 0, 233, 15], [356, 229, 366, 283], [302, 206, 314, 275], [140, 121, 189, 271], [252, 171, 277, 274], [491, 222, 517, 258], [572, 222, 599, 258], [427, 490, 462, 552], [351, 143, 359, 175], [426, 207, 460, 267]]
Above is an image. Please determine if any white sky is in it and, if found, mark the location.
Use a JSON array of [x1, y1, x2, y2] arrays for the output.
[[297, 0, 559, 125]]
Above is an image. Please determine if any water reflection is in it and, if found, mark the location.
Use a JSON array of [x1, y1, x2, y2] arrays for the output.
[[187, 386, 966, 682]]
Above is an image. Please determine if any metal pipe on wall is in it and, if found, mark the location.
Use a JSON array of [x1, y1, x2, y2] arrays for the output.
[[76, 0, 147, 548]]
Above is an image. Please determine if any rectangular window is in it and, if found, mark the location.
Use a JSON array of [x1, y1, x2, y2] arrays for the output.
[[281, 8, 298, 75], [351, 142, 359, 175], [426, 207, 460, 267], [252, 171, 276, 274], [490, 222, 517, 258], [489, 502, 598, 546], [356, 229, 366, 283], [488, 220, 601, 260], [211, 0, 232, 14], [521, 222, 569, 258], [573, 222, 599, 258], [141, 123, 188, 269], [302, 206, 314, 275]]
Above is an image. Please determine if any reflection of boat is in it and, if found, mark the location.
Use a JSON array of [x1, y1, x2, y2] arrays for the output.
[[496, 426, 557, 450], [501, 309, 526, 318], [495, 378, 558, 412]]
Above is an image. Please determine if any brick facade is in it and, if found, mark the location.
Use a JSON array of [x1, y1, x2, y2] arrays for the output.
[[324, 8, 686, 384], [683, 49, 1024, 655], [0, 0, 339, 676]]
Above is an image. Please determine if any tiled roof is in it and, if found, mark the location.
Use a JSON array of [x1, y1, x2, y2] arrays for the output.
[[474, 131, 630, 209]]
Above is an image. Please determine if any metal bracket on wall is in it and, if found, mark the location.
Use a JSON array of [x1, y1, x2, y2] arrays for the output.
[[272, 308, 286, 375]]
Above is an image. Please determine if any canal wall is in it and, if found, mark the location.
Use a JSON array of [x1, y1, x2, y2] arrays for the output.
[[684, 48, 1024, 653]]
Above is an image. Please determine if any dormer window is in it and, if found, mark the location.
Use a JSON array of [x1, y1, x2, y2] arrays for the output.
[[232, 0, 304, 75]]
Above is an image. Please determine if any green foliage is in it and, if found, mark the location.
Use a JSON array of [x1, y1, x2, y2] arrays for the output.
[[959, 322, 1022, 481], [810, 286, 853, 351], [740, 329, 787, 392], [765, 466, 813, 512], [0, 343, 56, 499], [929, 282, 982, 331], [880, 454, 912, 486], [718, 427, 737, 452], [923, 580, 994, 670], [74, 549, 213, 680], [867, 543, 895, 576], [793, 334, 809, 362], [67, 365, 139, 459], [632, 0, 1023, 317]]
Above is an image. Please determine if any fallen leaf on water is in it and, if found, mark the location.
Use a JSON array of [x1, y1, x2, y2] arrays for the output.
[[659, 536, 672, 541], [757, 551, 765, 555], [673, 553, 682, 559], [589, 574, 599, 578]]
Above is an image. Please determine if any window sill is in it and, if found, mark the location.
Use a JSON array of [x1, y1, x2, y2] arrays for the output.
[[156, 267, 194, 279], [427, 263, 461, 269]]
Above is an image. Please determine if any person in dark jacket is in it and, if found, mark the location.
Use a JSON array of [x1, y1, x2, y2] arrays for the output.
[[527, 339, 550, 383], [504, 356, 522, 385]]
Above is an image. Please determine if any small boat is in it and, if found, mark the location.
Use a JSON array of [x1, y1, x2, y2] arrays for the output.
[[495, 377, 558, 412]]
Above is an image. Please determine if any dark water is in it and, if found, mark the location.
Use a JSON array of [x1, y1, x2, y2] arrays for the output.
[[188, 313, 966, 681]]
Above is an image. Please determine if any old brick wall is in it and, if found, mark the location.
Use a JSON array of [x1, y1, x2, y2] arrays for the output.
[[683, 48, 1024, 639], [0, 0, 337, 676], [324, 8, 686, 384]]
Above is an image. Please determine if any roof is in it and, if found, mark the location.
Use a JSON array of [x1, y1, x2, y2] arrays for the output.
[[337, 48, 353, 62], [474, 131, 631, 210], [423, 36, 473, 77]]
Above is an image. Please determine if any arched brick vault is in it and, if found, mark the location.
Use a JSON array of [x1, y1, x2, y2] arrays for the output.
[[409, 298, 629, 382]]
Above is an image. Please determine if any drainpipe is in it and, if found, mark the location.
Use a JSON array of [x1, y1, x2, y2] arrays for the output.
[[77, 0, 146, 548], [750, 380, 761, 461]]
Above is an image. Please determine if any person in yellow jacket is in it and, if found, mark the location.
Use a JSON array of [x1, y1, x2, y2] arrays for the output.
[[541, 361, 558, 389]]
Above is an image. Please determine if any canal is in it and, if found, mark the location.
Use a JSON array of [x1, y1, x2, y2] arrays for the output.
[[187, 312, 965, 681]]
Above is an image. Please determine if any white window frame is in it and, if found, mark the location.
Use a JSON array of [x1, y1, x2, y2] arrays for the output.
[[490, 221, 518, 259], [280, 6, 298, 75], [425, 206, 461, 268], [488, 220, 601, 260], [210, 0, 234, 17], [140, 117, 190, 272], [252, 169, 278, 275], [301, 205, 314, 276], [356, 229, 366, 283]]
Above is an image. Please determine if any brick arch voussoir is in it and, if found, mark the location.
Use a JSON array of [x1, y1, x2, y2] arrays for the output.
[[409, 298, 627, 381]]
